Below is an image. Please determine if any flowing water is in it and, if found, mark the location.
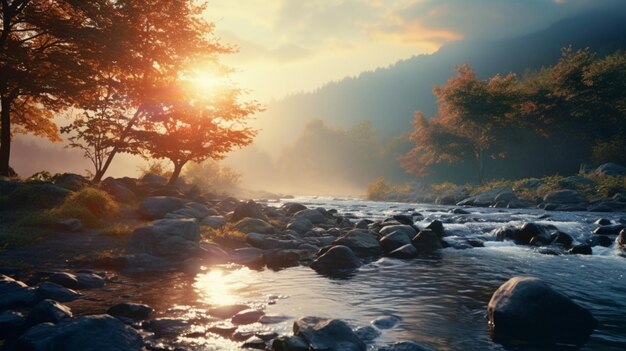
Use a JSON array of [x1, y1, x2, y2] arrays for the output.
[[84, 197, 626, 351]]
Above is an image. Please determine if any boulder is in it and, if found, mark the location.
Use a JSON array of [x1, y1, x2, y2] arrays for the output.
[[242, 335, 266, 349], [138, 196, 185, 219], [379, 224, 417, 238], [286, 218, 314, 234], [0, 275, 37, 310], [457, 188, 513, 207], [388, 244, 418, 259], [0, 311, 27, 339], [165, 207, 205, 219], [125, 218, 200, 260], [294, 209, 327, 224], [233, 218, 275, 234], [230, 200, 269, 222], [231, 247, 264, 267], [592, 224, 624, 235], [48, 272, 105, 290], [27, 299, 72, 325], [426, 220, 444, 238], [142, 317, 189, 337], [281, 202, 308, 216], [550, 231, 573, 248], [595, 162, 626, 176], [411, 229, 442, 252], [263, 250, 300, 269], [333, 229, 382, 257], [201, 215, 227, 228], [518, 223, 549, 245], [487, 276, 596, 346], [392, 214, 414, 226], [558, 175, 596, 189], [272, 335, 309, 351], [617, 229, 626, 250], [102, 180, 136, 203], [13, 314, 142, 351], [587, 235, 613, 248], [107, 302, 154, 320], [53, 173, 90, 191], [569, 244, 593, 255], [543, 190, 586, 205], [35, 282, 81, 302], [379, 231, 412, 253], [354, 325, 381, 341], [293, 316, 366, 351], [140, 172, 167, 185], [231, 309, 264, 325], [310, 245, 361, 273]]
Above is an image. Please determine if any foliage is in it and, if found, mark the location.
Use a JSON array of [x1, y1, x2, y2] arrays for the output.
[[138, 161, 172, 179], [201, 223, 245, 242], [183, 160, 241, 193], [26, 171, 54, 182], [402, 48, 626, 183], [365, 177, 412, 201]]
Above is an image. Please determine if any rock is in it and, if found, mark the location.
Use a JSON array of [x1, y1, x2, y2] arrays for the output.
[[411, 230, 442, 252], [36, 282, 81, 302], [102, 180, 136, 203], [122, 254, 174, 274], [140, 172, 167, 185], [0, 311, 27, 339], [231, 309, 264, 325], [543, 190, 586, 205], [595, 162, 626, 176], [592, 224, 624, 235], [165, 207, 205, 219], [558, 175, 596, 189], [379, 341, 435, 351], [294, 209, 327, 224], [27, 299, 72, 325], [493, 226, 519, 242], [587, 235, 613, 247], [107, 302, 153, 320], [272, 335, 309, 351], [259, 315, 291, 324], [53, 173, 90, 191], [57, 218, 83, 232], [0, 275, 37, 310], [518, 223, 549, 245], [209, 304, 250, 319], [287, 218, 314, 234], [231, 247, 264, 267], [487, 276, 596, 346], [392, 215, 414, 225], [201, 215, 227, 228], [138, 196, 185, 219], [333, 229, 382, 257], [379, 231, 412, 253], [143, 317, 189, 337], [230, 200, 269, 222], [125, 218, 200, 260], [265, 249, 302, 269], [457, 188, 513, 207], [379, 225, 417, 238], [371, 315, 401, 329], [49, 272, 105, 290], [242, 335, 266, 349], [14, 314, 142, 351], [310, 245, 361, 273], [281, 202, 308, 216], [569, 244, 593, 255], [293, 316, 366, 351], [354, 325, 381, 341], [617, 230, 626, 250], [234, 218, 275, 234], [550, 232, 573, 247], [450, 208, 470, 214], [426, 220, 444, 238], [388, 244, 418, 259]]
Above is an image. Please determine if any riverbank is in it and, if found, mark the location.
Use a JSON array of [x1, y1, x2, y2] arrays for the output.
[[1, 174, 625, 350]]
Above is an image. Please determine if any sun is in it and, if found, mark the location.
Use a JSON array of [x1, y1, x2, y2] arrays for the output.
[[183, 67, 230, 96]]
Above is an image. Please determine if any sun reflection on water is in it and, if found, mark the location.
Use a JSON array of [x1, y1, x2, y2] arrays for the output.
[[194, 266, 255, 306]]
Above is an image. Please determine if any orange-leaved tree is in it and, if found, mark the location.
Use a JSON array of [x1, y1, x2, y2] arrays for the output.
[[0, 0, 120, 176], [62, 0, 231, 182], [131, 88, 260, 185]]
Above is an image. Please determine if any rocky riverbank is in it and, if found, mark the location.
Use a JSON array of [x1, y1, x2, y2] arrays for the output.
[[1, 172, 625, 350]]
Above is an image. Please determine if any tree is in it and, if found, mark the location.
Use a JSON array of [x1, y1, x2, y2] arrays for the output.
[[0, 0, 118, 176], [132, 88, 260, 185], [62, 0, 231, 182], [402, 64, 521, 182]]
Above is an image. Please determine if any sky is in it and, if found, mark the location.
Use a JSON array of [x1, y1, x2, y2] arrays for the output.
[[203, 0, 614, 103]]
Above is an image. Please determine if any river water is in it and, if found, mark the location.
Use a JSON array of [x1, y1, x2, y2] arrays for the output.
[[102, 197, 626, 350]]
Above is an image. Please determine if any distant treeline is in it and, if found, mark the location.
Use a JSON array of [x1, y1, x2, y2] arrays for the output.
[[401, 47, 626, 183]]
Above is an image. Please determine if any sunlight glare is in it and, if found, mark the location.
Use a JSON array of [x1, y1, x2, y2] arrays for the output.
[[194, 267, 253, 306]]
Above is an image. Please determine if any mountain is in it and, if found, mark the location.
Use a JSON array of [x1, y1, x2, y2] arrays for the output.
[[256, 9, 626, 154]]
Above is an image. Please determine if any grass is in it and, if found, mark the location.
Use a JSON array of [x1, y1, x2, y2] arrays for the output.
[[201, 223, 246, 242], [0, 226, 40, 249]]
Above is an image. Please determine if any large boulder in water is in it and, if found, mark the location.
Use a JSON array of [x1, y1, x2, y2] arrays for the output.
[[293, 316, 366, 351], [487, 276, 596, 347], [333, 229, 382, 257], [310, 245, 361, 273], [230, 200, 268, 222], [13, 314, 142, 351], [125, 218, 200, 260], [543, 190, 587, 208], [411, 229, 442, 252], [379, 231, 412, 253], [138, 196, 185, 219]]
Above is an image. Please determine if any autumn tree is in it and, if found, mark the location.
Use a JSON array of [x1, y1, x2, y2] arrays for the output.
[[0, 0, 119, 176], [132, 89, 259, 185], [402, 64, 521, 182], [62, 0, 230, 182]]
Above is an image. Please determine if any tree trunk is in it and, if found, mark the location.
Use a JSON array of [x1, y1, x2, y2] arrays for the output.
[[92, 106, 144, 183], [168, 161, 184, 186], [0, 96, 11, 177]]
